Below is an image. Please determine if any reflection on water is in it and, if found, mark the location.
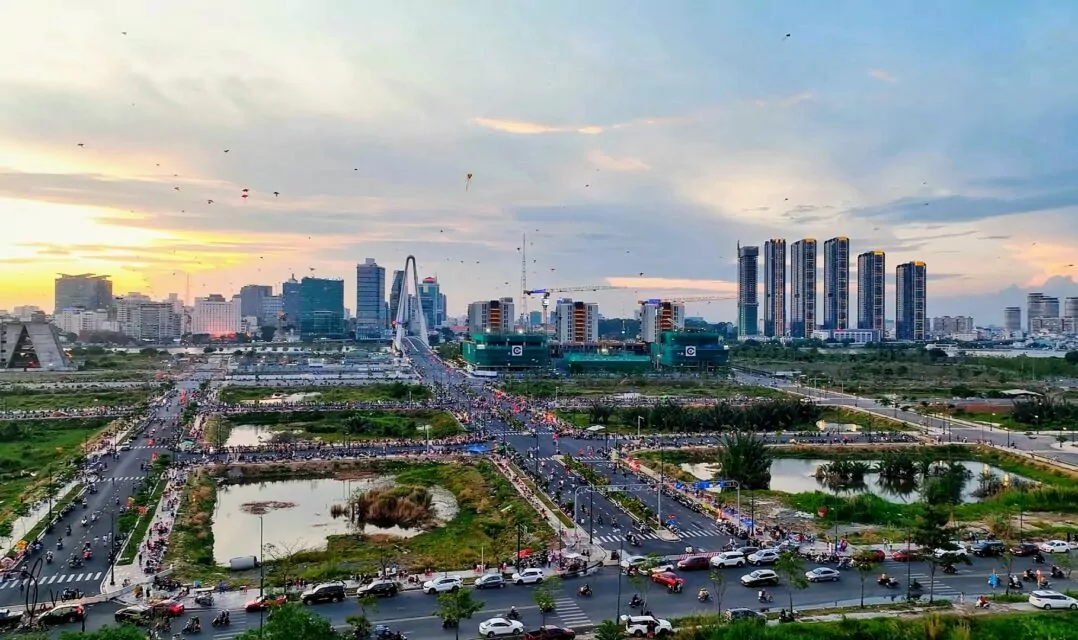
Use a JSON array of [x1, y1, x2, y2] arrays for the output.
[[681, 459, 1030, 505], [212, 476, 459, 564], [225, 425, 280, 448]]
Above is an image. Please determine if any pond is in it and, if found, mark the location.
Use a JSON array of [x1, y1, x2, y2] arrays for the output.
[[224, 425, 280, 448], [212, 476, 459, 563], [680, 459, 1033, 504]]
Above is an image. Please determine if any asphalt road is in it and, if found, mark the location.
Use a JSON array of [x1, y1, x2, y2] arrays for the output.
[[0, 380, 196, 608], [51, 551, 1070, 640]]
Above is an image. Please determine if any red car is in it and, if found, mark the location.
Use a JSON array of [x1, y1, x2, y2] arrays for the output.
[[244, 595, 287, 612], [524, 626, 576, 640], [860, 549, 886, 563], [650, 572, 685, 588], [149, 600, 185, 617], [676, 556, 711, 571], [891, 549, 921, 562]]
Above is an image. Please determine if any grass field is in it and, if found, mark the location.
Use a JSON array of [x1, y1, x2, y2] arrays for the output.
[[0, 417, 115, 536], [168, 460, 554, 584], [221, 409, 463, 441], [556, 405, 908, 433], [498, 377, 787, 399], [218, 383, 431, 404], [0, 388, 155, 411]]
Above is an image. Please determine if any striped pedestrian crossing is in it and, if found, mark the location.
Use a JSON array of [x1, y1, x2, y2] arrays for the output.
[[589, 526, 726, 545], [0, 571, 104, 589], [552, 596, 592, 627]]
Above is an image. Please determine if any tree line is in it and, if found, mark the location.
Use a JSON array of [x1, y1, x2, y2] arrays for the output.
[[585, 398, 823, 433]]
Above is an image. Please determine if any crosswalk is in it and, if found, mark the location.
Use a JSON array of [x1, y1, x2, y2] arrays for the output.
[[104, 476, 149, 482], [552, 596, 592, 627], [589, 526, 723, 545], [907, 571, 960, 597], [0, 571, 104, 589]]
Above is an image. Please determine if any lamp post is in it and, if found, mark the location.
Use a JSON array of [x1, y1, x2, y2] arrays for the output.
[[615, 536, 625, 619], [259, 516, 265, 637], [109, 510, 116, 586]]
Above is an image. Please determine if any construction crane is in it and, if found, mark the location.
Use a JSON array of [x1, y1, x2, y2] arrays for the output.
[[523, 285, 623, 333], [638, 295, 736, 337]]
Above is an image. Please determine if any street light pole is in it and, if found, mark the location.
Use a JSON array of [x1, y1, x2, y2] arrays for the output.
[[109, 511, 116, 586], [259, 516, 265, 637]]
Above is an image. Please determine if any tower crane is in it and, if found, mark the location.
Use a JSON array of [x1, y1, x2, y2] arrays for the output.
[[638, 295, 736, 337], [523, 285, 623, 333]]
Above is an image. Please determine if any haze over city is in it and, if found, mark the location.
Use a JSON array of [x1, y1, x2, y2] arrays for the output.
[[3, 1, 1078, 323]]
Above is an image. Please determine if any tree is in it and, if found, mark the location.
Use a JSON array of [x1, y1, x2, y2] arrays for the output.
[[714, 432, 772, 489], [910, 502, 966, 603], [236, 603, 338, 640], [59, 629, 144, 640], [344, 593, 379, 639], [707, 568, 728, 613], [434, 588, 485, 640], [626, 553, 661, 611], [774, 551, 808, 613], [853, 552, 877, 608], [263, 539, 309, 588], [594, 620, 623, 640], [533, 576, 561, 624], [1065, 351, 1078, 366]]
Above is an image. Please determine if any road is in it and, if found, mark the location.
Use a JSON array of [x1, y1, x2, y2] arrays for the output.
[[0, 378, 200, 609], [47, 551, 1069, 640], [733, 371, 1078, 467]]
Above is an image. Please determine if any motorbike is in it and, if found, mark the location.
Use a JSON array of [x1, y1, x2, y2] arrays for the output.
[[758, 593, 773, 604], [1008, 576, 1023, 590], [211, 613, 230, 628], [909, 580, 923, 591], [441, 618, 458, 629], [577, 586, 592, 598], [941, 564, 957, 575], [697, 590, 710, 602], [194, 594, 214, 606], [975, 599, 990, 609], [65, 525, 71, 536], [1050, 567, 1065, 579], [628, 596, 643, 609], [506, 609, 520, 621], [45, 552, 53, 564], [182, 620, 202, 634], [878, 577, 899, 588], [778, 610, 798, 624]]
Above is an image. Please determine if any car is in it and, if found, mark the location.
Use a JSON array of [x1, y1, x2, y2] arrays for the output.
[[523, 626, 576, 640], [805, 567, 841, 582], [619, 615, 673, 637], [357, 579, 400, 598], [301, 581, 346, 605], [1012, 542, 1039, 557], [971, 541, 1007, 557], [710, 551, 746, 568], [933, 543, 968, 558], [423, 576, 464, 594], [474, 574, 507, 589], [1039, 540, 1070, 554], [244, 595, 287, 612], [114, 605, 152, 625], [677, 556, 711, 570], [0, 609, 23, 628], [148, 600, 185, 617], [648, 562, 677, 574], [891, 549, 921, 562], [1028, 590, 1078, 610], [722, 608, 766, 623], [736, 546, 760, 557], [36, 605, 85, 625], [478, 617, 525, 637], [747, 549, 780, 566], [620, 554, 648, 568], [650, 571, 685, 589], [740, 569, 780, 587], [512, 568, 545, 585], [859, 549, 886, 563]]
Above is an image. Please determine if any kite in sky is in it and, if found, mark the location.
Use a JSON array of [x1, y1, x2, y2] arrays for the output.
[[465, 173, 473, 191]]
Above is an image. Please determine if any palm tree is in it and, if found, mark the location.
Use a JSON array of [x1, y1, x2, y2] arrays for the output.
[[715, 433, 772, 490]]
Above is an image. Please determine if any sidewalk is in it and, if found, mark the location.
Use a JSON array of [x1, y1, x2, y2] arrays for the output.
[[100, 467, 188, 598]]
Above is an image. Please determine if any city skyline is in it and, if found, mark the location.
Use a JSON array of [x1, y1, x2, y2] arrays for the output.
[[3, 3, 1078, 320]]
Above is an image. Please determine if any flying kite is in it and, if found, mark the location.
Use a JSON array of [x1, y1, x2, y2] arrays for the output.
[[273, 191, 280, 197], [465, 173, 473, 191], [241, 188, 249, 201]]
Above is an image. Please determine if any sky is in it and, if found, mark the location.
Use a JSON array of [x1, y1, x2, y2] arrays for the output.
[[3, 0, 1078, 325]]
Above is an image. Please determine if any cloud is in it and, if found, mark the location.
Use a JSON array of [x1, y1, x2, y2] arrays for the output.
[[603, 277, 737, 295], [470, 118, 605, 135], [868, 69, 897, 83], [848, 189, 1078, 223], [587, 150, 650, 173]]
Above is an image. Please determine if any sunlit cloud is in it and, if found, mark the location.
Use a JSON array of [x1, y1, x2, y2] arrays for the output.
[[868, 69, 897, 83], [587, 151, 650, 173], [604, 277, 737, 295]]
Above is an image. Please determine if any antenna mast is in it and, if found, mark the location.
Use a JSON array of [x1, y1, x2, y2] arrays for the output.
[[520, 232, 529, 331]]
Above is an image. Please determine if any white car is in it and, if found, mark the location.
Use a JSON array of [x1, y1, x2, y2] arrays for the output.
[[933, 543, 968, 558], [1028, 590, 1078, 610], [620, 555, 648, 569], [748, 549, 780, 565], [478, 618, 525, 637], [805, 567, 841, 583], [511, 568, 545, 585], [648, 562, 676, 574], [422, 576, 463, 594], [619, 614, 674, 637], [1039, 540, 1070, 554], [709, 552, 746, 568]]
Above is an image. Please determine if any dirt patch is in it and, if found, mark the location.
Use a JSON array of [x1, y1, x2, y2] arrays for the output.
[[240, 501, 296, 515], [332, 470, 380, 481]]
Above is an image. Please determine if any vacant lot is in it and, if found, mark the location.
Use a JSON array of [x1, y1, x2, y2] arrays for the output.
[[0, 417, 115, 535], [219, 383, 431, 404], [0, 388, 155, 411]]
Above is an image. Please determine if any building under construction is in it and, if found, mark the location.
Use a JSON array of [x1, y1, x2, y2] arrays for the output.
[[461, 332, 550, 371], [650, 331, 730, 370]]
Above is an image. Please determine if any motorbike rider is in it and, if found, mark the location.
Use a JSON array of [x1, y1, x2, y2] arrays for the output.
[[507, 606, 519, 620], [629, 593, 642, 607], [65, 524, 71, 536], [45, 551, 53, 563], [697, 587, 710, 601], [976, 595, 989, 609], [56, 538, 63, 550], [579, 584, 592, 596], [185, 616, 201, 632], [758, 589, 770, 602]]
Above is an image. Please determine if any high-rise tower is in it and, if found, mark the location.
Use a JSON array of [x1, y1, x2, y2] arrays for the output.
[[737, 243, 760, 337], [790, 238, 817, 338], [856, 250, 886, 333], [823, 237, 849, 331], [356, 258, 386, 328], [895, 261, 927, 340], [763, 239, 786, 337]]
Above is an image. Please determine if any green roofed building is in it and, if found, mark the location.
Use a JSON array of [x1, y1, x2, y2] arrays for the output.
[[563, 352, 652, 374], [651, 331, 730, 370], [462, 332, 550, 371]]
